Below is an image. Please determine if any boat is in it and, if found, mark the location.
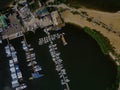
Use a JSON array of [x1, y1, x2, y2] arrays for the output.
[[10, 45, 15, 51], [5, 45, 11, 57], [27, 61, 37, 66], [32, 72, 44, 79], [15, 83, 27, 90], [11, 80, 19, 88], [27, 57, 36, 62], [17, 71, 23, 79], [13, 57, 18, 63], [34, 65, 42, 72], [10, 67, 16, 73], [11, 73, 18, 80], [29, 48, 34, 51]]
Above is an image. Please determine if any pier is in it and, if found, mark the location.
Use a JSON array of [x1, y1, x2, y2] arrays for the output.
[[44, 29, 70, 90]]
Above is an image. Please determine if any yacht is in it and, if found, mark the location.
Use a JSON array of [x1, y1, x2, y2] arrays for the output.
[[13, 57, 18, 63], [5, 45, 11, 57], [10, 67, 16, 73], [27, 57, 36, 62], [9, 60, 14, 65], [11, 73, 18, 80], [32, 72, 44, 79], [29, 48, 34, 51], [10, 45, 15, 51], [15, 84, 27, 90], [11, 80, 19, 88], [27, 61, 37, 66], [17, 70, 23, 79], [34, 65, 42, 72]]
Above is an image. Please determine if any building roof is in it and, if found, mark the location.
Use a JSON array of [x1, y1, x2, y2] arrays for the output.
[[0, 15, 7, 27]]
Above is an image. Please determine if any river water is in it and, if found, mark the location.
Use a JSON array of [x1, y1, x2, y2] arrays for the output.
[[0, 24, 117, 90]]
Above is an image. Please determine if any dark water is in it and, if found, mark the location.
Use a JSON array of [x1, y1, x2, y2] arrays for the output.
[[1, 0, 120, 12], [70, 0, 120, 12], [0, 23, 117, 90], [0, 0, 12, 9]]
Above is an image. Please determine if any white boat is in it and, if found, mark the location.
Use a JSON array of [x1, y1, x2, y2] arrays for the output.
[[58, 59, 63, 62], [10, 67, 16, 73], [21, 41, 25, 44], [56, 52, 60, 56], [27, 57, 36, 62], [12, 80, 19, 88], [61, 69, 66, 75], [29, 48, 34, 51], [22, 46, 28, 51], [9, 60, 14, 64], [16, 83, 27, 90], [10, 45, 15, 51], [55, 56, 60, 59], [11, 51, 17, 56], [34, 65, 42, 72], [9, 63, 14, 67], [5, 45, 11, 57], [17, 71, 22, 79], [13, 57, 18, 63], [15, 65, 19, 70], [20, 84, 27, 89], [61, 79, 65, 85], [11, 73, 17, 80], [31, 53, 35, 57], [27, 61, 37, 66], [26, 55, 30, 59]]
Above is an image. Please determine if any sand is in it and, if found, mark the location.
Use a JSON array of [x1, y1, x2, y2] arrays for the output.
[[61, 8, 120, 54]]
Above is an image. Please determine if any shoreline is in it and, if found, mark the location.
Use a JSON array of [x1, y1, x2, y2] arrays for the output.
[[60, 7, 120, 55], [60, 5, 120, 89]]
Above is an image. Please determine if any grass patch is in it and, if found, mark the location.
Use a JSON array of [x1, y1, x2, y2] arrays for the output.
[[84, 27, 114, 55], [84, 26, 120, 90]]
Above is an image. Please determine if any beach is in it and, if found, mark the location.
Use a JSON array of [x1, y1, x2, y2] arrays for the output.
[[61, 7, 120, 54]]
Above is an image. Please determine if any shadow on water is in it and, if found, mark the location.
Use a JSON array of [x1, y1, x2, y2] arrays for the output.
[[0, 23, 117, 90]]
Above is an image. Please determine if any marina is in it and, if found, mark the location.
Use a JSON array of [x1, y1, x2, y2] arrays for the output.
[[21, 35, 44, 80], [5, 42, 27, 90], [0, 0, 118, 90]]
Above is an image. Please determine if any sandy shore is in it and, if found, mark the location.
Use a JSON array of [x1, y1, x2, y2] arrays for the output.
[[61, 8, 120, 54]]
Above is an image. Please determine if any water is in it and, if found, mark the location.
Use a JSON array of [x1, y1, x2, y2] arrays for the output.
[[70, 0, 120, 12], [0, 0, 12, 10], [1, 0, 120, 12], [0, 24, 117, 90]]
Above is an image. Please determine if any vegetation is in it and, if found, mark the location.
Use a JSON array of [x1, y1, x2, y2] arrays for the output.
[[0, 7, 12, 14], [27, 0, 39, 11], [84, 27, 115, 55], [71, 11, 80, 15], [68, 4, 81, 9], [86, 17, 93, 22], [83, 26, 120, 90]]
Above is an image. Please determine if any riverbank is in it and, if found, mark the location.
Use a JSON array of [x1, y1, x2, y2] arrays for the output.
[[84, 26, 120, 90], [60, 7, 120, 55]]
